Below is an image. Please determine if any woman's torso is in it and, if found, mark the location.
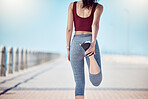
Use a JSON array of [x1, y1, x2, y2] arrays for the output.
[[73, 1, 98, 35]]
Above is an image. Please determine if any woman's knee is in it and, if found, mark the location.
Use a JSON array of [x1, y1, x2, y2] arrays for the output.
[[89, 72, 102, 86], [92, 78, 102, 86]]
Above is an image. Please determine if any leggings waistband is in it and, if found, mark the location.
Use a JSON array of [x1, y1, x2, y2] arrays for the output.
[[74, 34, 92, 37]]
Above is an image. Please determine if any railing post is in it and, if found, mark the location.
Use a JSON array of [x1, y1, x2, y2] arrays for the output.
[[23, 49, 27, 69], [28, 49, 31, 67], [38, 51, 41, 64], [32, 50, 35, 66], [0, 45, 6, 76], [36, 50, 38, 65], [34, 50, 37, 65], [14, 47, 19, 72], [19, 48, 24, 70], [7, 46, 13, 74], [31, 50, 33, 66]]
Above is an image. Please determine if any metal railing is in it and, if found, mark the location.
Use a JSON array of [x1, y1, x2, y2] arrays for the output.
[[0, 45, 60, 76]]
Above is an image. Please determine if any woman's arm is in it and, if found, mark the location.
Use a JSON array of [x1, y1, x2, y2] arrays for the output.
[[85, 4, 103, 55], [66, 2, 74, 51], [91, 4, 103, 45]]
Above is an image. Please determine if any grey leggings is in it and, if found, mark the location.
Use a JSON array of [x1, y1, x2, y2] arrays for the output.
[[70, 34, 102, 96]]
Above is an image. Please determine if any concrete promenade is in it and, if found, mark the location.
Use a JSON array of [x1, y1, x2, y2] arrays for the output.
[[0, 54, 148, 99]]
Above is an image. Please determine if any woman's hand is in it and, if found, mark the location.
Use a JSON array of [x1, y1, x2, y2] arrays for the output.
[[67, 49, 70, 61], [85, 41, 96, 56]]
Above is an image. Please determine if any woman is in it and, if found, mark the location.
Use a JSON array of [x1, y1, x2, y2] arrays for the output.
[[66, 0, 103, 98]]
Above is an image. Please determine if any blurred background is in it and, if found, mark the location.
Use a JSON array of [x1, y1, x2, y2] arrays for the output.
[[0, 0, 147, 56], [0, 0, 148, 99]]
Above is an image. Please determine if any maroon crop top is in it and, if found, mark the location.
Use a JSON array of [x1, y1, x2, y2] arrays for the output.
[[73, 1, 98, 32]]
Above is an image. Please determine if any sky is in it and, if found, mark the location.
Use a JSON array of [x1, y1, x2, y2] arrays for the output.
[[0, 0, 148, 56]]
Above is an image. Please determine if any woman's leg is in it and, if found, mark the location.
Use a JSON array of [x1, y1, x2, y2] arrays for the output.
[[85, 40, 102, 86], [70, 39, 85, 98]]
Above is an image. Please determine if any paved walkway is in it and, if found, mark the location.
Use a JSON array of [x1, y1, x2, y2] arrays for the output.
[[0, 54, 148, 99]]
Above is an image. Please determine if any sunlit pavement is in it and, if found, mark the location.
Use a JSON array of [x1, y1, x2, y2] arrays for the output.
[[0, 54, 148, 99]]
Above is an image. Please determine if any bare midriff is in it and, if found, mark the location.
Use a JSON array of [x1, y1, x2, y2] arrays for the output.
[[74, 31, 92, 35]]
